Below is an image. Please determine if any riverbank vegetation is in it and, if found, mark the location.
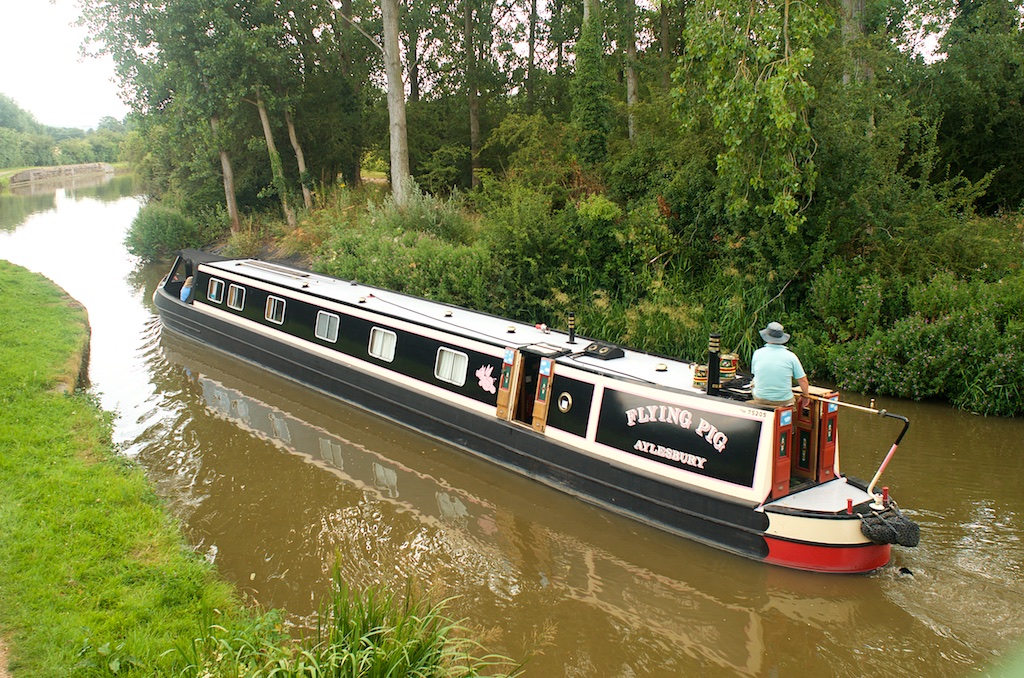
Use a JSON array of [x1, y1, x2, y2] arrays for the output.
[[85, 0, 1023, 415], [0, 94, 127, 170], [0, 260, 519, 676]]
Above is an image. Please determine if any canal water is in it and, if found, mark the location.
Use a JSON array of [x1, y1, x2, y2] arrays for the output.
[[2, 177, 1023, 677]]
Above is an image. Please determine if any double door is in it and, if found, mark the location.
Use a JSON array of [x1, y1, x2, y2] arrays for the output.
[[495, 346, 563, 432]]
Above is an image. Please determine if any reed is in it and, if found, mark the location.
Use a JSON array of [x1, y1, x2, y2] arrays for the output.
[[308, 573, 519, 677], [171, 574, 522, 677]]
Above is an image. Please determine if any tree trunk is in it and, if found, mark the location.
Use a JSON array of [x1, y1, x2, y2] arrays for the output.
[[285, 109, 313, 209], [464, 0, 481, 188], [842, 0, 870, 84], [554, 0, 564, 75], [210, 115, 240, 233], [381, 0, 412, 204], [624, 0, 639, 140], [527, 0, 537, 113], [338, 0, 363, 187], [338, 0, 353, 78], [660, 0, 672, 90], [408, 23, 421, 103], [255, 90, 297, 229]]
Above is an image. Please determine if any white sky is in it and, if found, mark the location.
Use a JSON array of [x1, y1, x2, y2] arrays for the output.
[[0, 0, 131, 130]]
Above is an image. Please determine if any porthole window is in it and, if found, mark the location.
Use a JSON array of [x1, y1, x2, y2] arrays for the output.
[[265, 296, 286, 324], [207, 278, 225, 303], [435, 347, 468, 386], [368, 327, 397, 362], [315, 311, 341, 343], [227, 284, 245, 311]]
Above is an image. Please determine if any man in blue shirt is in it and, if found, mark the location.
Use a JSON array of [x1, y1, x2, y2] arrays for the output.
[[751, 321, 810, 408]]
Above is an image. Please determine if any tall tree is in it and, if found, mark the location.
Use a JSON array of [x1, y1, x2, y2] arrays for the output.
[[80, 0, 246, 231], [929, 0, 1024, 211], [381, 0, 413, 204], [286, 109, 313, 209], [322, 0, 374, 186], [659, 0, 682, 90], [622, 0, 640, 140], [210, 114, 241, 231], [221, 4, 302, 228], [254, 88, 298, 227], [526, 0, 539, 113], [572, 0, 611, 165], [464, 0, 483, 187]]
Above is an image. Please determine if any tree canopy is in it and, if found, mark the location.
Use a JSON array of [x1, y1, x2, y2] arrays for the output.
[[82, 0, 1024, 414], [0, 94, 127, 168]]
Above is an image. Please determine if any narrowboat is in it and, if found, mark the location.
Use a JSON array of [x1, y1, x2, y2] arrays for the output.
[[154, 250, 919, 573]]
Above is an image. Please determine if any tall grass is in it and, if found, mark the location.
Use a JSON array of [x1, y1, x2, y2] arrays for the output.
[[309, 573, 520, 677], [171, 573, 522, 677]]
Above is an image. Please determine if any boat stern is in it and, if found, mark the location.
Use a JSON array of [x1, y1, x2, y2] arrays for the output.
[[760, 478, 905, 573]]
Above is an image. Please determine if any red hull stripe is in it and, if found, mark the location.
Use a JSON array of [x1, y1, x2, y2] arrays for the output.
[[764, 536, 891, 573]]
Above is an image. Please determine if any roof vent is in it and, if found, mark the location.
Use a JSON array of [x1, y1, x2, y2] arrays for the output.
[[583, 341, 625, 360]]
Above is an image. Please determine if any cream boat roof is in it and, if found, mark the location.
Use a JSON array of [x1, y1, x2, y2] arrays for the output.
[[204, 257, 719, 395]]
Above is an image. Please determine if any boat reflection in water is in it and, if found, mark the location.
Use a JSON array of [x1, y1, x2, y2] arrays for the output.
[[159, 333, 879, 676]]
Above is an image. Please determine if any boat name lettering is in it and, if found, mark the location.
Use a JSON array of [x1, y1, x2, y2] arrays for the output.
[[625, 405, 693, 428], [694, 418, 729, 453], [624, 405, 729, 452], [633, 439, 707, 469]]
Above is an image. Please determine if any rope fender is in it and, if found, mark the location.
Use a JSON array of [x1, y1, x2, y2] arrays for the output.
[[860, 503, 921, 547]]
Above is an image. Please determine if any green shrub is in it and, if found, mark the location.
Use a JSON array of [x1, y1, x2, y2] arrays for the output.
[[604, 134, 671, 207], [365, 186, 475, 245], [828, 271, 1024, 414], [808, 262, 909, 341], [221, 215, 279, 259], [572, 289, 707, 360], [482, 113, 575, 206], [124, 202, 202, 261], [317, 220, 498, 311], [418, 144, 470, 195], [480, 184, 574, 320], [571, 195, 624, 292]]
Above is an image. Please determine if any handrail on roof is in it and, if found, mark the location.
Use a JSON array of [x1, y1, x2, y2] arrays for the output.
[[238, 260, 311, 279]]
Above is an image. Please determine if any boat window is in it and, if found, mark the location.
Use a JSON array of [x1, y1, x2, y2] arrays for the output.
[[265, 296, 286, 324], [435, 347, 468, 387], [368, 327, 397, 362], [315, 311, 341, 343], [227, 284, 245, 311], [207, 278, 225, 303]]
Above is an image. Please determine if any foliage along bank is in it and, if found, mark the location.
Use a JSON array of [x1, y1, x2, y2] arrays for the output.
[[107, 0, 1024, 416], [0, 94, 127, 170]]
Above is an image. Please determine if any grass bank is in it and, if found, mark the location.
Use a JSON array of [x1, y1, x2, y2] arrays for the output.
[[0, 167, 30, 190], [0, 260, 519, 676], [0, 259, 243, 674]]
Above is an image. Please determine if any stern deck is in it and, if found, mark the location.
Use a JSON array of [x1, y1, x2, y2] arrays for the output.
[[764, 478, 872, 513]]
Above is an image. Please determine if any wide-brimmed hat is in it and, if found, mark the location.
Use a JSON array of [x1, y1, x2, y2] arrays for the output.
[[759, 321, 790, 344]]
